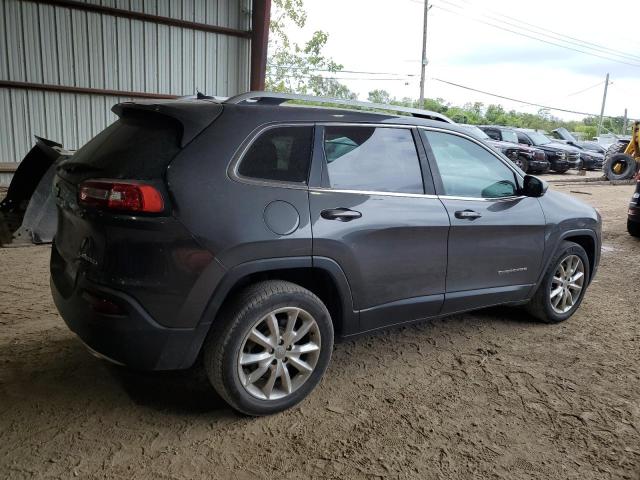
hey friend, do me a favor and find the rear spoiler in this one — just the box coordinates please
[112,99,223,147]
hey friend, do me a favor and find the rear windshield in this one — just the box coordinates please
[66,111,182,179]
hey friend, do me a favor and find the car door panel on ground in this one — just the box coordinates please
[420,129,546,314]
[309,125,450,332]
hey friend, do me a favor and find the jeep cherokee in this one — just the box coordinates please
[51,92,601,415]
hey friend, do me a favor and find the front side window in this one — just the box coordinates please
[238,126,313,183]
[423,131,519,199]
[323,126,423,194]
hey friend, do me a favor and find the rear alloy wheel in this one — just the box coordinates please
[526,241,590,323]
[203,280,333,416]
[238,307,321,401]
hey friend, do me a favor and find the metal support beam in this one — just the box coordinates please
[28,0,252,38]
[250,0,272,91]
[0,80,178,99]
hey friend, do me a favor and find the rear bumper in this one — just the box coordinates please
[51,271,208,371]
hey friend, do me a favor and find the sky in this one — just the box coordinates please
[283,0,640,121]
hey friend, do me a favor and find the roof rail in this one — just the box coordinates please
[224,91,453,123]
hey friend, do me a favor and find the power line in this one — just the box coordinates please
[432,77,618,117]
[406,0,640,64]
[267,72,414,82]
[267,65,416,77]
[566,81,607,97]
[431,4,640,68]
[447,0,640,63]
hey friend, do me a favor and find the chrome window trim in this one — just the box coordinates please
[228,122,316,190]
[310,187,523,203]
[310,187,438,199]
[318,122,414,129]
[438,194,526,202]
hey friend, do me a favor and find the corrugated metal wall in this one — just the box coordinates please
[0,0,251,174]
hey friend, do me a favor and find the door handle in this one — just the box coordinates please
[454,209,482,220]
[321,208,362,221]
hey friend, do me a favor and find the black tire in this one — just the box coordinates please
[526,241,590,323]
[628,219,640,237]
[604,153,637,180]
[602,140,633,180]
[553,168,569,174]
[514,155,529,172]
[203,280,334,416]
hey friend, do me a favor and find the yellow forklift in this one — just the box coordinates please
[603,120,640,180]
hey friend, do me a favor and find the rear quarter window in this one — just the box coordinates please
[237,126,313,184]
[69,111,182,179]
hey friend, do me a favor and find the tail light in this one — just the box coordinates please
[78,180,164,213]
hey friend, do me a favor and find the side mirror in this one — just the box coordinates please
[522,175,548,197]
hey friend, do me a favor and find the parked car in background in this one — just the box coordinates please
[477,125,549,173]
[628,178,640,237]
[514,129,581,173]
[550,128,604,171]
[595,134,631,150]
[551,128,605,154]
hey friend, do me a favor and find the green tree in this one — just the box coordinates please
[368,89,391,104]
[266,0,356,99]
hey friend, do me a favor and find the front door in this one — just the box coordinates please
[421,129,546,314]
[309,125,450,333]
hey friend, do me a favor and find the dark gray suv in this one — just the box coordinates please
[51,92,601,415]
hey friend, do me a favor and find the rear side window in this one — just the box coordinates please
[323,126,423,194]
[238,126,313,183]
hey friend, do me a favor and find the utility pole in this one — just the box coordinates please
[597,73,609,137]
[623,108,628,134]
[418,0,430,107]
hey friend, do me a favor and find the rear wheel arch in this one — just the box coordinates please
[202,257,355,338]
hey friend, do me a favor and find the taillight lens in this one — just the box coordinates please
[78,180,164,213]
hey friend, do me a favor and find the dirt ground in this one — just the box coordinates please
[1,182,639,480]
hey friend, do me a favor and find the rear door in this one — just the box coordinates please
[420,129,546,314]
[309,124,450,333]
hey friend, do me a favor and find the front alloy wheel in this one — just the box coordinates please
[549,255,585,314]
[238,307,321,400]
[526,241,590,323]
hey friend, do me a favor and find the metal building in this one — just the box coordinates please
[0,0,271,185]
